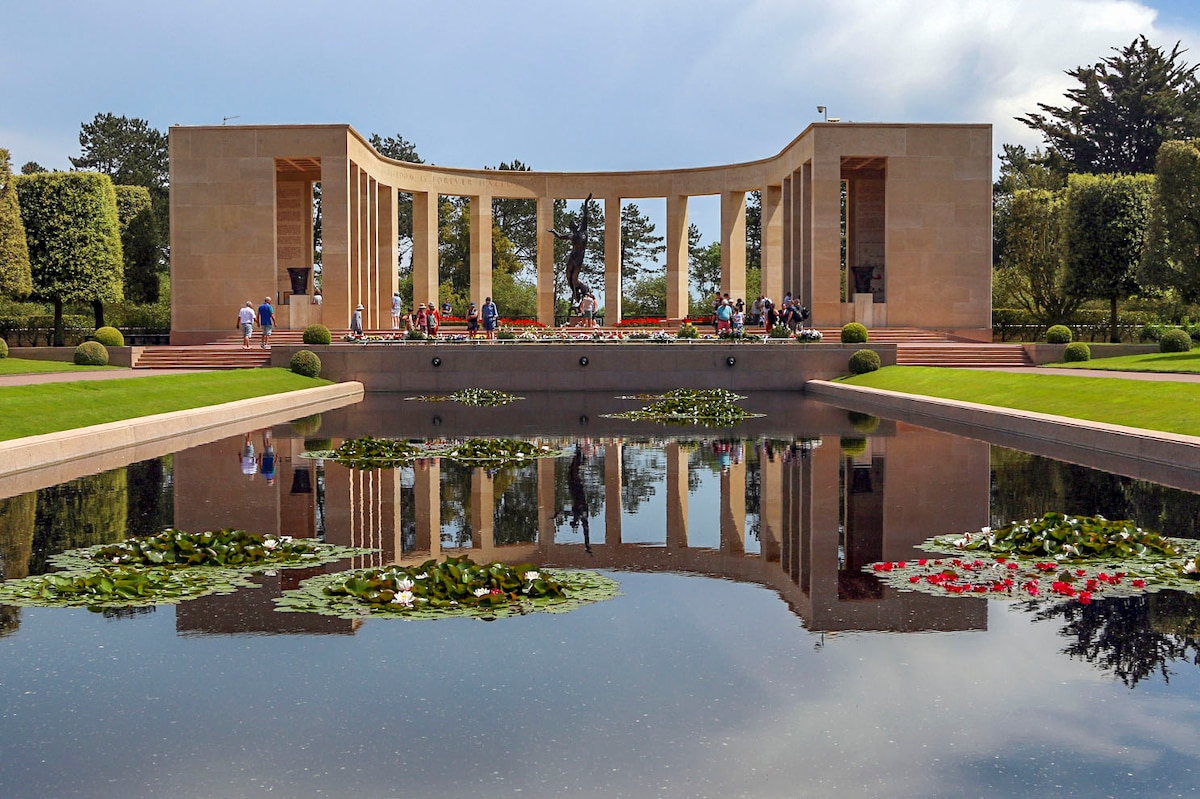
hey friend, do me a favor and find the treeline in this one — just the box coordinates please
[995,36,1200,342]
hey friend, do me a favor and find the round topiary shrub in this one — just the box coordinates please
[290,349,322,377]
[1046,324,1073,344]
[1160,328,1193,353]
[74,341,109,366]
[93,326,124,347]
[0,338,8,359]
[290,414,323,436]
[841,322,869,344]
[1063,342,1091,362]
[840,437,868,456]
[847,411,880,434]
[847,348,881,375]
[302,324,331,345]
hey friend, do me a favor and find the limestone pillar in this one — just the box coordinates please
[376,183,398,329]
[320,157,350,331]
[666,194,689,319]
[761,184,784,303]
[720,190,747,303]
[360,172,375,328]
[412,191,439,314]
[537,197,556,326]
[789,171,805,303]
[470,194,493,306]
[781,176,793,299]
[604,197,622,323]
[800,162,814,314]
[665,442,688,548]
[604,442,622,546]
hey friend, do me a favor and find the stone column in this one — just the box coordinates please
[761,184,784,303]
[800,162,814,314]
[604,442,622,546]
[470,194,493,306]
[665,442,688,548]
[320,157,350,332]
[790,170,805,303]
[604,196,622,323]
[720,190,747,303]
[412,191,439,316]
[537,196,556,326]
[377,184,398,328]
[781,176,793,298]
[666,194,689,320]
[811,157,842,325]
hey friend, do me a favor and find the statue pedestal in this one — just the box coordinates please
[288,294,319,329]
[854,293,875,327]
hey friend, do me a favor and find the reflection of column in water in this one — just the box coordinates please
[413,459,441,559]
[720,458,746,555]
[470,468,494,552]
[537,458,556,545]
[759,445,783,563]
[604,442,622,547]
[666,442,688,549]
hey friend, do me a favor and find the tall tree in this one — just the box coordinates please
[619,202,665,281]
[995,188,1080,326]
[490,160,538,274]
[114,185,160,303]
[745,191,762,273]
[1019,37,1200,176]
[0,149,32,298]
[1063,173,1155,341]
[688,222,721,299]
[1141,139,1200,301]
[70,114,168,265]
[20,162,46,175]
[15,171,123,343]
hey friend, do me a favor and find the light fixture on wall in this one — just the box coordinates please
[816,105,828,121]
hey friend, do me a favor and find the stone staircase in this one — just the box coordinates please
[896,342,1032,367]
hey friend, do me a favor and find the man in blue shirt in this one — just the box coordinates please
[257,297,275,349]
[481,296,499,340]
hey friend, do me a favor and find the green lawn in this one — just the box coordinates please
[0,357,122,375]
[838,366,1200,436]
[0,369,332,441]
[1047,349,1200,373]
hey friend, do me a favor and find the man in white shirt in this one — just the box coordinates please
[237,301,256,349]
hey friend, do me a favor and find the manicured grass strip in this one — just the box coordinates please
[838,366,1200,437]
[1047,350,1200,374]
[0,369,332,441]
[0,357,121,375]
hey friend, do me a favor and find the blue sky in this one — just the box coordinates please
[4,0,1199,248]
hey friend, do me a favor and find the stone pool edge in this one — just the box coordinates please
[805,379,1200,492]
[0,382,364,495]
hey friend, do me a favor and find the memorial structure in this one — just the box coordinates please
[169,122,991,343]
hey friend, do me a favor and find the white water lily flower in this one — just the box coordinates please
[1185,561,1199,575]
[392,591,415,606]
[281,536,293,543]
[525,570,540,581]
[473,588,489,597]
[980,527,991,535]
[262,538,279,551]
[415,572,428,580]
[396,578,414,592]
[112,557,121,564]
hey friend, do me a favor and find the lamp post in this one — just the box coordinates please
[816,105,828,122]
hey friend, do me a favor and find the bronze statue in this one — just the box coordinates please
[550,193,592,309]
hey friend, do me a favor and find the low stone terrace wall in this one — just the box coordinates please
[272,342,893,392]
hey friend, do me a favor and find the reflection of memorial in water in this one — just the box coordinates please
[170,416,991,635]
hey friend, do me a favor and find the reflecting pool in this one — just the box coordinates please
[2,393,1200,798]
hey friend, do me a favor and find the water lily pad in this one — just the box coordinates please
[303,437,565,469]
[0,565,259,609]
[406,388,524,406]
[602,388,762,427]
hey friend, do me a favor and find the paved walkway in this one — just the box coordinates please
[0,368,208,386]
[984,366,1200,383]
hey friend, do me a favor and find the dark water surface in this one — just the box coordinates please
[2,393,1199,798]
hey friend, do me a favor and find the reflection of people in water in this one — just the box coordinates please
[240,433,257,478]
[568,443,592,553]
[259,430,276,486]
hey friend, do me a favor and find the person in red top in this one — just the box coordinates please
[425,301,439,337]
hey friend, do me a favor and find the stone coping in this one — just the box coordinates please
[805,379,1200,493]
[0,382,364,499]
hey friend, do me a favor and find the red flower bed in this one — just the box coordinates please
[501,318,547,328]
[614,318,668,328]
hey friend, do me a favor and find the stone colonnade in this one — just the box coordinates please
[169,123,993,344]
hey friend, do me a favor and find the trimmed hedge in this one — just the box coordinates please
[1046,324,1073,344]
[1063,342,1091,362]
[302,324,331,345]
[848,348,881,375]
[0,338,7,358]
[841,322,869,344]
[1160,329,1193,353]
[290,349,321,377]
[92,325,124,347]
[74,341,108,365]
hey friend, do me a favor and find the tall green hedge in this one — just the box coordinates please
[14,171,123,344]
[114,185,159,303]
[0,149,32,298]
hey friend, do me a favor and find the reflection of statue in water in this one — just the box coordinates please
[567,443,592,553]
[550,193,592,310]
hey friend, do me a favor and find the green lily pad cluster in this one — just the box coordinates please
[929,513,1182,560]
[866,512,1200,605]
[603,388,764,427]
[276,555,621,620]
[50,528,363,571]
[406,388,524,406]
[0,566,258,608]
[305,437,564,469]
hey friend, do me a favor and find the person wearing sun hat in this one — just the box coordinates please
[350,303,364,336]
[256,296,275,349]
